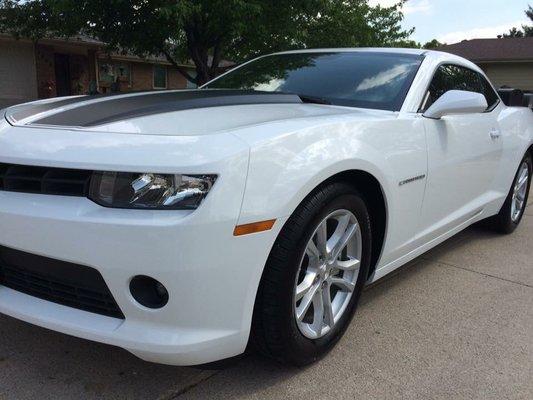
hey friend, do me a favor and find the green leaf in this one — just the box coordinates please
[0,0,415,85]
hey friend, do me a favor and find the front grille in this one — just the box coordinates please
[0,163,92,197]
[0,245,124,319]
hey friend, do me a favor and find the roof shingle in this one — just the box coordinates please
[438,37,533,62]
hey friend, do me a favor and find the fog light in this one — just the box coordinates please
[129,275,169,309]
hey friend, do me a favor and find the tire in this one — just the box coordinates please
[488,153,532,234]
[251,182,372,366]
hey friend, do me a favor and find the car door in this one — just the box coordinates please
[418,64,503,240]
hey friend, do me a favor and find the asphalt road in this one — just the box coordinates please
[1,191,532,400]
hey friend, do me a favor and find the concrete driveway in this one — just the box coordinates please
[1,192,532,400]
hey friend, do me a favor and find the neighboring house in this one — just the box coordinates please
[438,37,533,92]
[0,34,233,108]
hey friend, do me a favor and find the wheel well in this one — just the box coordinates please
[322,170,387,278]
[528,144,533,160]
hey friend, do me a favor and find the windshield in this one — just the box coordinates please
[204,52,423,111]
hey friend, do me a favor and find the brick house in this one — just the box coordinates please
[439,37,533,92]
[0,34,231,108]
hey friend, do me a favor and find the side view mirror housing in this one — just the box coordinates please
[423,90,488,119]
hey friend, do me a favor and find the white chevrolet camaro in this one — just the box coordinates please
[0,49,532,366]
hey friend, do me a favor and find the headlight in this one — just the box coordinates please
[88,172,217,210]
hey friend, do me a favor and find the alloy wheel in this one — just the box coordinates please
[511,161,529,222]
[294,209,362,339]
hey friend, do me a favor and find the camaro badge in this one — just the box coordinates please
[399,174,426,186]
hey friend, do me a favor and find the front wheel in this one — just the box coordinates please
[251,182,372,366]
[488,153,532,234]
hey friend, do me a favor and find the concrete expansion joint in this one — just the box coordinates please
[425,258,533,289]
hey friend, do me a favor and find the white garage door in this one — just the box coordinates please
[0,40,38,108]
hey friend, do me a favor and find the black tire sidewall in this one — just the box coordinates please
[498,154,532,232]
[272,184,372,365]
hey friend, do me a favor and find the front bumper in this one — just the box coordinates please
[0,123,283,365]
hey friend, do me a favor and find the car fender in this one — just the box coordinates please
[233,115,428,272]
[239,135,391,226]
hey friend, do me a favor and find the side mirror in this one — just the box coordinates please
[423,90,488,119]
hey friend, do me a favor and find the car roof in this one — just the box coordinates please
[271,47,476,62]
[273,48,428,56]
[270,48,482,73]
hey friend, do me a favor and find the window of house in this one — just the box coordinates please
[115,63,131,82]
[186,71,198,89]
[421,64,500,112]
[153,65,167,89]
[98,62,131,85]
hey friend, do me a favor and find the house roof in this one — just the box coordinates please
[1,33,235,68]
[438,37,533,62]
[0,33,104,47]
[106,51,235,68]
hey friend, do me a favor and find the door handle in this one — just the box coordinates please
[489,128,501,140]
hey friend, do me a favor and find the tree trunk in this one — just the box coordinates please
[161,25,225,87]
[161,49,197,85]
[162,46,220,87]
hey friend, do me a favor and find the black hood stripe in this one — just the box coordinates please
[13,90,303,127]
[9,96,92,122]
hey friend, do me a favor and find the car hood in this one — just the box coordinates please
[4,89,394,136]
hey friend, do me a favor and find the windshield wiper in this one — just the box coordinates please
[297,94,332,105]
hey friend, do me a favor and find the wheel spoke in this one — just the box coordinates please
[336,257,360,271]
[311,288,324,335]
[512,198,521,220]
[295,273,316,302]
[517,178,528,192]
[330,277,356,292]
[326,214,350,253]
[330,222,357,261]
[322,285,334,328]
[316,221,328,257]
[517,168,528,189]
[306,239,321,260]
[296,283,320,321]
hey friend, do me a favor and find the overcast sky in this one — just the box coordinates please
[369,0,531,44]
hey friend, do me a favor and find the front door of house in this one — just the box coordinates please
[54,54,71,97]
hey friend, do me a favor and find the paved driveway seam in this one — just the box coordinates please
[156,371,218,400]
[424,258,533,289]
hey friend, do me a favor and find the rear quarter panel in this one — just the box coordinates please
[495,106,533,200]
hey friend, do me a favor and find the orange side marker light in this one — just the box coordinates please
[233,219,276,236]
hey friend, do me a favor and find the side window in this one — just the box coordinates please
[422,64,498,112]
[477,74,500,110]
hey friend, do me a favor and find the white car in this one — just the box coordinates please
[0,49,532,366]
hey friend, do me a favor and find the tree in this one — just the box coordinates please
[499,4,533,38]
[423,39,444,49]
[525,5,533,36]
[383,38,444,50]
[501,27,525,38]
[0,0,414,85]
[393,39,421,48]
